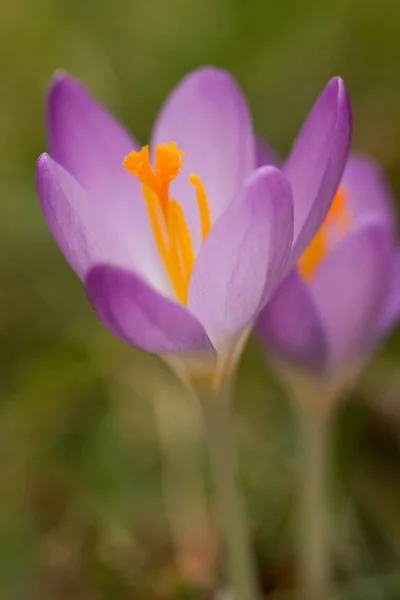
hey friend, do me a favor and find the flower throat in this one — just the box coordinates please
[123,142,211,304]
[298,186,350,280]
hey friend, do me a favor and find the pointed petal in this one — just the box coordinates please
[86,265,213,354]
[36,153,129,279]
[188,166,294,349]
[309,219,392,367]
[257,269,326,370]
[284,78,352,261]
[46,74,170,293]
[151,67,256,251]
[47,73,139,205]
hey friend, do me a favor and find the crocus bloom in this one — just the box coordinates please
[36,67,351,365]
[258,152,400,376]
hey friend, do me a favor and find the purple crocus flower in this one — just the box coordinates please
[258,152,400,376]
[36,67,351,365]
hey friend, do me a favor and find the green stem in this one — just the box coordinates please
[151,390,212,583]
[298,407,331,600]
[199,383,259,600]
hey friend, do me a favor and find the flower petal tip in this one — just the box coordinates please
[327,75,342,90]
[321,76,351,116]
[250,165,293,199]
[330,76,352,131]
[36,152,49,170]
[326,76,345,97]
[35,152,53,192]
[177,65,241,97]
[49,69,69,84]
[46,72,94,125]
[189,65,231,77]
[47,71,79,102]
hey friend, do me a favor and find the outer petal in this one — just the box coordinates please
[309,218,392,368]
[284,78,352,261]
[85,265,213,354]
[342,153,396,232]
[47,73,139,205]
[257,269,326,370]
[46,74,169,292]
[188,166,294,349]
[376,247,400,336]
[36,153,130,279]
[151,67,256,251]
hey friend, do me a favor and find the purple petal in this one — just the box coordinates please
[284,78,352,261]
[376,247,400,336]
[47,73,139,205]
[188,166,294,349]
[36,153,129,279]
[85,265,213,354]
[342,153,396,232]
[46,74,171,293]
[309,219,392,367]
[151,67,256,252]
[257,269,326,370]
[256,139,280,167]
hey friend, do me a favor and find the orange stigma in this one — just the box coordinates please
[298,186,350,280]
[123,143,211,304]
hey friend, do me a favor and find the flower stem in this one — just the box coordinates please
[199,384,259,600]
[298,406,331,600]
[151,389,213,587]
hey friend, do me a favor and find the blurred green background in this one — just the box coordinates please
[2,0,400,597]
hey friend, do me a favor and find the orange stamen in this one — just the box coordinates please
[123,147,159,194]
[155,142,184,183]
[298,229,325,280]
[170,200,195,278]
[189,174,211,240]
[155,142,185,216]
[141,186,169,267]
[123,142,211,305]
[298,186,351,280]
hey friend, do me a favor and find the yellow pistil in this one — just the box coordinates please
[124,142,211,304]
[298,186,351,280]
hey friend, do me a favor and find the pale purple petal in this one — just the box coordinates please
[47,73,139,205]
[188,167,294,349]
[36,153,130,279]
[151,67,256,252]
[257,269,326,370]
[86,265,213,354]
[376,247,400,336]
[309,219,392,367]
[342,153,396,233]
[284,78,352,261]
[46,73,170,293]
[256,139,280,167]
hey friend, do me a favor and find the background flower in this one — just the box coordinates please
[258,153,400,376]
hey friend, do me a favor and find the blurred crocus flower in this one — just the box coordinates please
[258,154,400,600]
[36,67,351,370]
[258,152,400,380]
